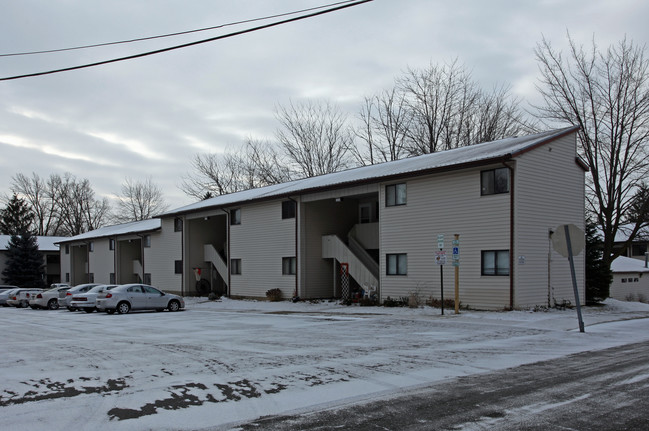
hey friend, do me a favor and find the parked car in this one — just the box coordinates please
[29,286,72,310]
[96,284,184,314]
[70,284,118,313]
[0,287,20,306]
[50,283,70,289]
[63,284,100,311]
[7,288,44,308]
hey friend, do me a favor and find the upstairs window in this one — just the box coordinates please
[231,208,241,225]
[481,168,509,195]
[174,218,183,232]
[143,235,151,248]
[282,200,296,219]
[109,239,115,250]
[386,183,406,207]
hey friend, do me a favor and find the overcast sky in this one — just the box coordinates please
[1,0,647,211]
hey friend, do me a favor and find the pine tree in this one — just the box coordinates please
[1,232,46,289]
[585,221,612,303]
[0,193,34,235]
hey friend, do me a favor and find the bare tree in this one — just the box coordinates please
[114,177,169,223]
[355,89,412,164]
[275,99,354,177]
[535,34,649,268]
[11,173,62,235]
[55,173,110,236]
[398,60,533,155]
[245,138,293,186]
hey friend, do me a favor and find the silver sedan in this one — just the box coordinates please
[96,284,184,315]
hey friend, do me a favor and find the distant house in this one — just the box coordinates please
[609,256,649,302]
[612,224,649,261]
[58,126,586,310]
[1,235,67,285]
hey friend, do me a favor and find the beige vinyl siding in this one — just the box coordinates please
[514,134,585,308]
[60,248,70,283]
[230,200,296,299]
[88,238,114,284]
[610,273,649,301]
[380,167,511,310]
[300,198,359,298]
[146,218,182,294]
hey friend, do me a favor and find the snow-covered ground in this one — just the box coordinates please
[1,298,648,431]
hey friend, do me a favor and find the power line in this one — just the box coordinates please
[0,0,373,81]
[0,0,358,58]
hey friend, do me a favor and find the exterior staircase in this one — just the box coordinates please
[204,244,229,286]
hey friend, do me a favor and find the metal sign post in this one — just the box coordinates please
[453,234,460,314]
[436,234,445,315]
[551,224,585,333]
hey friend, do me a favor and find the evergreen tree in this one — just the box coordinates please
[1,232,46,289]
[585,220,612,303]
[0,193,34,235]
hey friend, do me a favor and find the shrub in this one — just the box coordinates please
[208,292,220,301]
[383,296,408,307]
[426,297,457,309]
[266,288,282,302]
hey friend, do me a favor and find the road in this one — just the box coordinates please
[235,340,649,430]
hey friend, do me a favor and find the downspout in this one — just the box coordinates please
[504,161,515,310]
[136,234,145,283]
[85,241,91,283]
[113,237,117,284]
[180,218,184,297]
[221,209,231,297]
[288,197,299,299]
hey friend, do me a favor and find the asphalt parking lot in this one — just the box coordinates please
[1,298,648,431]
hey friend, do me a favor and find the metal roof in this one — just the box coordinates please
[57,218,161,244]
[161,126,578,217]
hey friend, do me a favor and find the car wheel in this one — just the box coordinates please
[168,300,181,312]
[106,309,115,315]
[67,306,76,312]
[116,302,131,314]
[47,299,59,310]
[84,307,95,313]
[21,301,30,308]
[30,305,39,310]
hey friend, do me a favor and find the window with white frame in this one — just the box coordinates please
[174,218,183,232]
[282,200,296,219]
[230,258,242,275]
[231,208,241,225]
[386,253,407,275]
[386,183,406,207]
[282,257,296,275]
[481,168,509,195]
[481,250,510,275]
[143,235,151,248]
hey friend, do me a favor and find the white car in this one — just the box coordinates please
[29,286,72,310]
[0,287,20,307]
[7,288,44,308]
[63,284,100,311]
[96,284,184,314]
[70,284,118,313]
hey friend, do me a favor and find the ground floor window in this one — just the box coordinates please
[231,258,242,275]
[282,257,296,275]
[481,250,510,275]
[386,253,407,275]
[65,272,69,282]
[174,260,183,274]
[144,273,151,285]
[88,273,94,283]
[110,273,115,284]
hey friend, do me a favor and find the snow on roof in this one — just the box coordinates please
[609,224,649,243]
[57,218,162,244]
[0,235,67,251]
[161,127,578,217]
[611,256,649,273]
